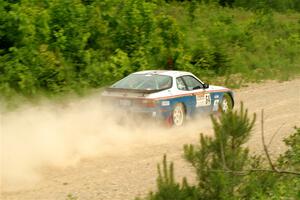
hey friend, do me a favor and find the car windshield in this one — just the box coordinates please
[111,74,172,90]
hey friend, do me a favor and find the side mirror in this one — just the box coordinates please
[203,83,209,89]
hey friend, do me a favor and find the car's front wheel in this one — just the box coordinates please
[220,93,233,113]
[172,103,185,126]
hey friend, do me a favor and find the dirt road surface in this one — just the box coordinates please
[1,79,300,200]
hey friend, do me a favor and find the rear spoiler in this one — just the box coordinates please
[105,87,166,94]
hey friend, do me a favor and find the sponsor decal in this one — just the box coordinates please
[161,100,170,106]
[196,93,211,107]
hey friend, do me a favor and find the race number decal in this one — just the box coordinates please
[196,93,211,107]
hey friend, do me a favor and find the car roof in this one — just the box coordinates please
[132,70,193,77]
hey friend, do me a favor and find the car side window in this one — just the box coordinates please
[176,77,188,90]
[182,75,203,90]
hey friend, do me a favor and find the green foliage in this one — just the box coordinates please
[167,0,300,12]
[184,103,256,199]
[1,0,300,104]
[0,0,185,100]
[137,155,199,200]
[176,3,300,82]
[66,194,78,200]
[267,127,300,199]
[279,127,300,169]
[138,105,300,200]
[233,0,300,12]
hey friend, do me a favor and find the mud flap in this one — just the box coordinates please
[165,114,173,127]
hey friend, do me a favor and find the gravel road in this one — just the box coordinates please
[1,79,300,200]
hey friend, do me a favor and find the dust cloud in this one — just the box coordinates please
[0,93,212,192]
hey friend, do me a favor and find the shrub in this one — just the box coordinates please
[138,105,300,200]
[1,0,300,103]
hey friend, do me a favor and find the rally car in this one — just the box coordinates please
[101,70,234,126]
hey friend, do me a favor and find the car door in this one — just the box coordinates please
[180,75,212,114]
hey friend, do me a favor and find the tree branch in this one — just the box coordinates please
[206,168,300,176]
[220,136,229,170]
[261,109,277,171]
[267,121,286,147]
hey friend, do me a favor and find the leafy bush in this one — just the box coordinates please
[135,155,200,200]
[279,127,300,169]
[1,0,300,103]
[233,0,300,12]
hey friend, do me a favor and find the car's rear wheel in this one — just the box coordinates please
[220,93,233,113]
[172,103,185,126]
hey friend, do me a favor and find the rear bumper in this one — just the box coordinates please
[101,96,173,121]
[122,107,171,121]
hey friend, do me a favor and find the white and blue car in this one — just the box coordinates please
[102,70,234,126]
